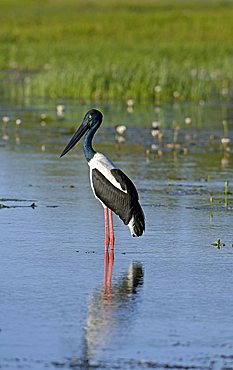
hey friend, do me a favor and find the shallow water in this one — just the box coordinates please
[0,100,233,369]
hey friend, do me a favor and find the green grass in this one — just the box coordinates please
[0,0,232,103]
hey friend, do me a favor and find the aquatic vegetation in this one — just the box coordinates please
[224,180,229,207]
[0,198,37,209]
[0,0,232,102]
[221,137,231,154]
[211,239,225,249]
[222,119,229,137]
[208,180,232,210]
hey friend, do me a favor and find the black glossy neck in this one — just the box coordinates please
[83,125,97,161]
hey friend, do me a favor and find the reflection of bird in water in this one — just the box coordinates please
[80,256,144,366]
[60,109,145,255]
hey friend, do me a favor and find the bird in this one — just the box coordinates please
[60,109,145,253]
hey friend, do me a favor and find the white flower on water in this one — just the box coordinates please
[40,113,47,126]
[127,99,134,107]
[173,91,180,98]
[115,125,127,135]
[184,117,192,125]
[2,116,10,123]
[2,134,9,141]
[56,104,65,116]
[221,138,230,145]
[154,85,161,93]
[151,121,160,129]
[151,121,163,141]
[151,129,159,138]
[15,119,22,126]
[151,144,159,151]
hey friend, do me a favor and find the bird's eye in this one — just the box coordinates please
[88,114,92,119]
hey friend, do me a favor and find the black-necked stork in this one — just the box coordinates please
[60,109,145,252]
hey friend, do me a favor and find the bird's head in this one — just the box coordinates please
[60,109,103,157]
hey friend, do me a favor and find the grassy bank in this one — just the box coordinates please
[0,0,232,103]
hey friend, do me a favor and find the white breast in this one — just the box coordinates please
[88,152,127,193]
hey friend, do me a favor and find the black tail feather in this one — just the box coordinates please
[131,202,145,237]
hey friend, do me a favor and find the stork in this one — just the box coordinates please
[60,109,145,253]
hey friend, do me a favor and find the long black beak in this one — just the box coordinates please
[60,119,89,157]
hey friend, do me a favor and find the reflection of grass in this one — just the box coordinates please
[0,0,232,102]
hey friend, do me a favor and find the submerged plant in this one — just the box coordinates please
[224,180,229,207]
[222,120,229,137]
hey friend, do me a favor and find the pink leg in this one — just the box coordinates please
[107,249,114,287]
[109,209,115,252]
[104,208,109,252]
[103,251,109,291]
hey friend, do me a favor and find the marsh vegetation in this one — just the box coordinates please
[0,0,232,102]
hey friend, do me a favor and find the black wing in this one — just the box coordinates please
[92,168,140,225]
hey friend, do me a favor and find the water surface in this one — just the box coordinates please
[1,100,233,369]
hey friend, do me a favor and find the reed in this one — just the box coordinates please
[0,0,232,102]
